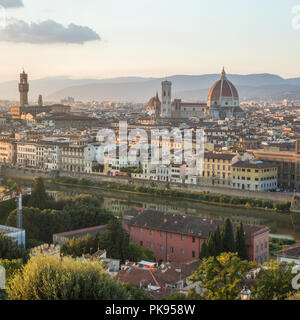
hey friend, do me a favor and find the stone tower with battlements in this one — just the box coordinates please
[19,70,29,107]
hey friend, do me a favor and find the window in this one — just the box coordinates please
[160,245,163,251]
[192,237,196,243]
[140,228,143,233]
[149,243,153,249]
[181,235,184,241]
[170,247,174,253]
[170,233,174,239]
[149,229,152,235]
[140,241,143,246]
[160,231,163,237]
[192,251,196,258]
[181,249,184,256]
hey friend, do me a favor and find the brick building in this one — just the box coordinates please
[123,208,270,264]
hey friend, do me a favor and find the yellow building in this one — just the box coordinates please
[232,161,278,191]
[0,140,16,164]
[200,152,235,186]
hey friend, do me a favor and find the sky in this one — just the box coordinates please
[0,0,300,81]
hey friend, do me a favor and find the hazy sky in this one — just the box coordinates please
[0,0,300,81]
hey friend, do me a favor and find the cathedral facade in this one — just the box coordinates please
[147,68,244,120]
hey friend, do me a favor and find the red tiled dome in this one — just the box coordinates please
[208,69,239,102]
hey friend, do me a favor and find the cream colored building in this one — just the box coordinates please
[200,152,235,186]
[232,161,278,191]
[16,142,38,167]
[61,142,86,173]
[0,141,15,164]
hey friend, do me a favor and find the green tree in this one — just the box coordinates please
[190,252,255,300]
[206,233,217,257]
[7,254,130,300]
[0,234,27,260]
[61,234,95,257]
[2,179,18,197]
[252,260,296,300]
[199,241,208,259]
[28,177,48,210]
[235,223,248,260]
[213,225,222,256]
[0,259,23,282]
[127,243,155,262]
[98,219,129,261]
[221,218,235,253]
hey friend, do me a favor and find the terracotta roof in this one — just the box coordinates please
[124,209,269,241]
[116,260,201,288]
[277,244,300,259]
[205,152,235,160]
[54,225,106,239]
[232,160,278,169]
[208,76,239,101]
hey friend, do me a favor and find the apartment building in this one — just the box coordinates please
[61,143,86,173]
[232,161,278,191]
[200,152,235,186]
[249,140,300,191]
[0,140,16,164]
[124,208,270,264]
[40,142,64,170]
[16,142,38,167]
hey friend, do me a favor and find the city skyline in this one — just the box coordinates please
[0,0,300,81]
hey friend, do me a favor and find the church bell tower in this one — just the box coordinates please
[161,80,172,118]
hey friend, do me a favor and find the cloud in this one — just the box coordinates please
[0,19,101,44]
[0,0,24,8]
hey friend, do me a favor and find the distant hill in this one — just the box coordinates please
[1,73,300,102]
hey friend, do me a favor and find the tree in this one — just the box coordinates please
[221,218,235,253]
[7,254,130,300]
[252,260,296,300]
[7,195,113,244]
[28,177,48,210]
[0,234,28,260]
[235,223,248,260]
[206,233,217,257]
[0,259,23,282]
[163,292,188,300]
[199,241,209,259]
[61,234,95,257]
[127,243,155,262]
[213,225,222,256]
[2,179,17,197]
[98,219,129,261]
[190,252,255,300]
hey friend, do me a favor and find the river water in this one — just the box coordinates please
[40,182,300,241]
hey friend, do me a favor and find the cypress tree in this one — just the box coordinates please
[213,225,222,256]
[235,223,248,260]
[28,177,48,210]
[207,233,217,257]
[221,218,235,253]
[199,241,209,259]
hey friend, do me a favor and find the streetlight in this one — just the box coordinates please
[240,286,251,300]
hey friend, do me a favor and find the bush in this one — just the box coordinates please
[7,255,130,300]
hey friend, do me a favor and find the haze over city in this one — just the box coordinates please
[0,0,300,81]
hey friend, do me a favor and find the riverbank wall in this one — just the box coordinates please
[1,167,292,203]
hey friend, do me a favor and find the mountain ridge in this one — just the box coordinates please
[1,73,300,102]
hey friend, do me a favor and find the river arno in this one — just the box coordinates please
[44,182,300,241]
[13,178,300,241]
